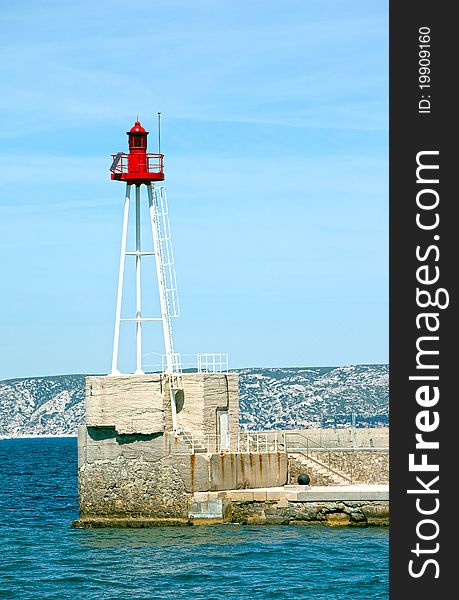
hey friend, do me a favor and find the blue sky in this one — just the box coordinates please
[0,0,388,379]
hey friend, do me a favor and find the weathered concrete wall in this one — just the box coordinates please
[163,376,204,433]
[78,426,190,519]
[287,450,389,486]
[78,372,246,523]
[163,373,239,438]
[86,375,164,435]
[205,373,239,439]
[208,452,287,491]
[86,373,238,440]
[77,424,287,522]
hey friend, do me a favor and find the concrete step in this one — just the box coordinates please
[191,485,389,504]
[293,453,351,486]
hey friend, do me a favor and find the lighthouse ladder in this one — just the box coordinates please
[147,184,182,391]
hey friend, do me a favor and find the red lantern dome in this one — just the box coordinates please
[129,121,147,134]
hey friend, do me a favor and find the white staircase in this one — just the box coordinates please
[177,430,208,454]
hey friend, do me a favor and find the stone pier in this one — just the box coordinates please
[193,484,389,526]
[73,372,288,527]
[73,372,389,528]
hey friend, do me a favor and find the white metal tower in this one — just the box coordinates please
[109,120,181,429]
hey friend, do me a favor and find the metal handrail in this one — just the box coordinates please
[176,428,383,485]
[110,152,164,174]
[291,450,353,484]
[287,446,389,452]
[285,431,355,483]
[142,353,229,374]
[177,430,286,455]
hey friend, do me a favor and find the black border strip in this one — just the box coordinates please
[390,2,455,596]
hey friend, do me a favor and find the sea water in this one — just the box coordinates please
[0,438,388,599]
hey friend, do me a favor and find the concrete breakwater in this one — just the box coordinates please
[73,373,389,527]
[190,485,389,526]
[73,485,389,528]
[75,427,288,522]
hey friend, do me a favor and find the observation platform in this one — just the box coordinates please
[110,152,165,183]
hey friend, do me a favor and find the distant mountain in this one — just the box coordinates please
[0,374,85,438]
[238,365,388,430]
[0,365,388,438]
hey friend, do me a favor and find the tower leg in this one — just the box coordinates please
[134,184,144,375]
[111,184,131,375]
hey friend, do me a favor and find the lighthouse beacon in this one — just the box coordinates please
[111,120,164,184]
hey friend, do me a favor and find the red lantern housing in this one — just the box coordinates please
[110,120,165,183]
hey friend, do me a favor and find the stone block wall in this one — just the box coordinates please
[229,499,389,526]
[287,450,389,486]
[288,455,339,487]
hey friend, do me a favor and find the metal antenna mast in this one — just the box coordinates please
[157,112,161,155]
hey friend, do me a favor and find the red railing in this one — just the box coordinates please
[110,152,164,175]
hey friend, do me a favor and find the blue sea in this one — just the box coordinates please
[0,438,388,599]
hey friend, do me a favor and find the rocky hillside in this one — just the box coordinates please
[238,365,388,430]
[0,365,388,437]
[0,374,85,437]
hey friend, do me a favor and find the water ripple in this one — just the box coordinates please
[0,438,388,599]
